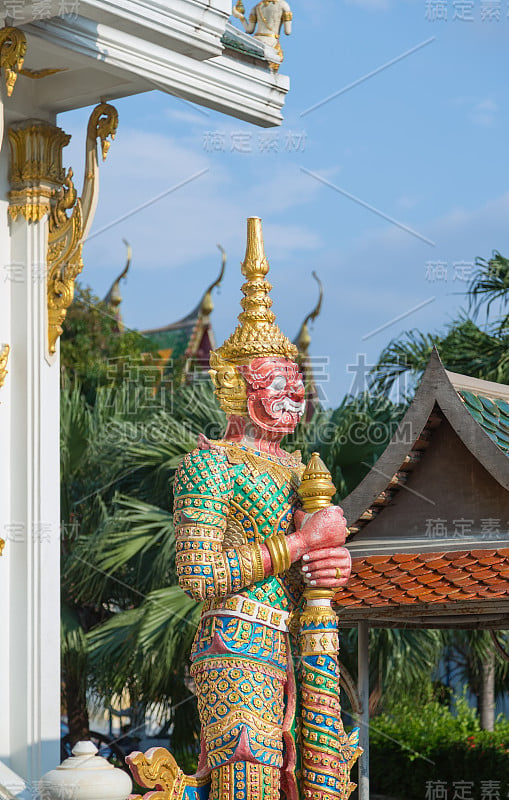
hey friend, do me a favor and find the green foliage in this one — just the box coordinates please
[372,316,509,397]
[444,631,509,703]
[61,378,225,745]
[470,250,509,330]
[285,392,406,499]
[370,691,509,799]
[335,628,443,719]
[60,282,158,402]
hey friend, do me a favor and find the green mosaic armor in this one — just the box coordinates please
[173,442,304,615]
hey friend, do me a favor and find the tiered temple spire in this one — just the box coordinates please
[294,271,323,421]
[103,239,132,333]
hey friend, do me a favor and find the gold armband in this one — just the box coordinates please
[265,532,291,575]
[252,543,266,583]
[237,542,266,586]
[282,11,293,21]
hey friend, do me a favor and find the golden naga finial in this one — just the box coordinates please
[103,239,131,331]
[216,217,298,364]
[298,452,336,513]
[200,244,226,318]
[296,271,323,356]
[0,27,27,97]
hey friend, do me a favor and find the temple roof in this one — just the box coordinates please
[103,240,131,332]
[293,272,323,420]
[142,246,226,368]
[335,349,509,627]
[342,349,509,547]
[142,303,204,360]
[449,373,509,456]
[337,548,509,629]
[13,4,289,126]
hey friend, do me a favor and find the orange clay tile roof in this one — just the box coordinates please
[335,549,509,609]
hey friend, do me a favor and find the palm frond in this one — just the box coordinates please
[469,251,509,325]
[87,586,201,707]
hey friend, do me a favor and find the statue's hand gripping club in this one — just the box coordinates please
[295,453,352,594]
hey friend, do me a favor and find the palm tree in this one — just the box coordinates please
[371,251,509,397]
[61,379,225,750]
[286,392,407,499]
[469,250,509,329]
[338,627,443,717]
[442,630,509,731]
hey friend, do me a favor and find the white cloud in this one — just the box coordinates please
[470,98,498,127]
[396,193,422,210]
[69,122,324,332]
[452,95,498,127]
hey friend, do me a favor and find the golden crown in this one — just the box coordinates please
[215,217,298,364]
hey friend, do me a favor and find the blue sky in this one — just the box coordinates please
[60,0,509,405]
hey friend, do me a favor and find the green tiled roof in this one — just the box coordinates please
[221,28,266,59]
[459,390,509,456]
[147,325,192,361]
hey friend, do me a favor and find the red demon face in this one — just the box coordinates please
[239,357,305,435]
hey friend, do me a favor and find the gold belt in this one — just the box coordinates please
[202,595,290,632]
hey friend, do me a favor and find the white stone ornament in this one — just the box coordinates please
[39,741,132,800]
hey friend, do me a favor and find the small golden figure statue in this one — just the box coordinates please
[232,0,293,70]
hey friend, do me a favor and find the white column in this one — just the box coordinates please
[0,91,14,779]
[0,110,61,785]
[358,620,370,800]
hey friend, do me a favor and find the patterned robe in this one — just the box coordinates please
[173,440,305,800]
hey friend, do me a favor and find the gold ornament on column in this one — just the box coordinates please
[0,344,10,390]
[0,26,27,96]
[47,102,118,354]
[8,122,71,222]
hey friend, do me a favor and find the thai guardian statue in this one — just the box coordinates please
[232,1,292,68]
[127,218,360,800]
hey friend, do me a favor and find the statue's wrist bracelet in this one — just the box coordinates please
[266,532,291,575]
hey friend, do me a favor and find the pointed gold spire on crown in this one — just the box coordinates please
[217,217,298,364]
